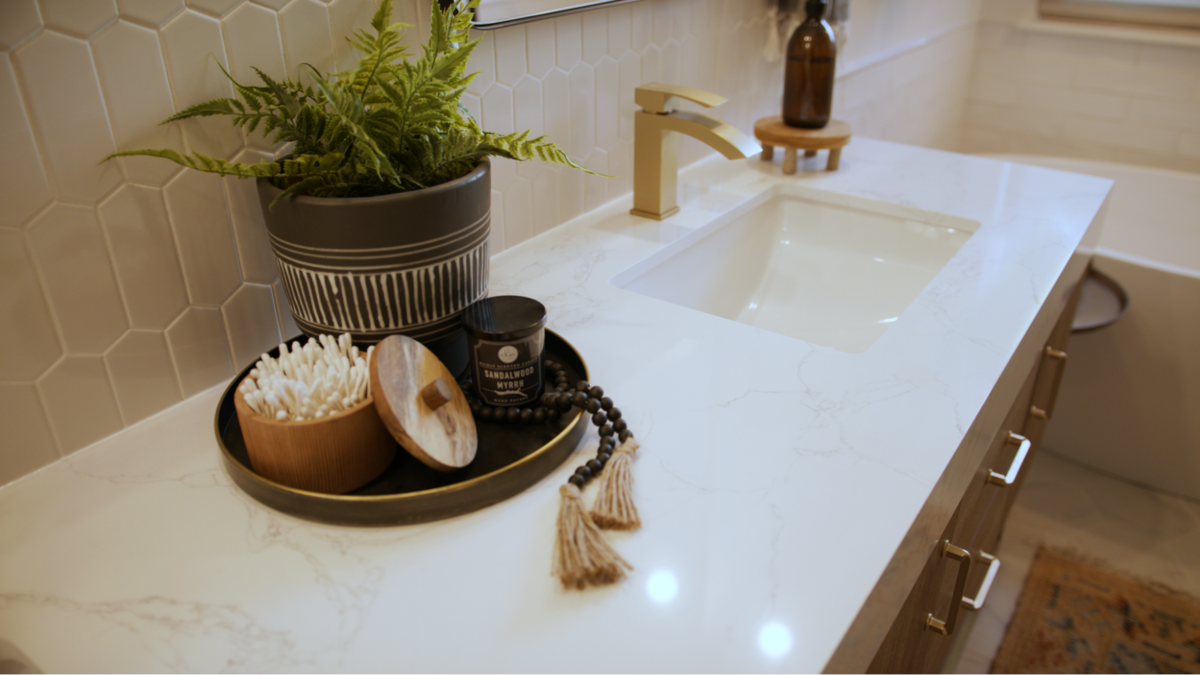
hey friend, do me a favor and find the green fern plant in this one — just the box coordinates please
[106,0,595,207]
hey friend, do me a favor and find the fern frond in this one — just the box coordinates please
[103,148,342,178]
[253,67,301,117]
[478,132,606,175]
[164,98,239,122]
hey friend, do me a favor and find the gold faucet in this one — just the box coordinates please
[630,83,761,220]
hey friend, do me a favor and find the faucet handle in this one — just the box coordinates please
[634,83,727,114]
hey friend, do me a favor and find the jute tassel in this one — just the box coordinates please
[589,439,641,530]
[553,483,632,589]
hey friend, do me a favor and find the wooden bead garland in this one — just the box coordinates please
[460,359,640,589]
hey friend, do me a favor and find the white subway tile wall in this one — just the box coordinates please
[962,20,1200,173]
[0,0,980,485]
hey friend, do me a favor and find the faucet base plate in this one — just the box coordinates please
[630,206,680,221]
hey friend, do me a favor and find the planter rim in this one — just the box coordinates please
[256,158,490,209]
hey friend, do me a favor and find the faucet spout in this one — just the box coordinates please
[630,85,760,220]
[656,110,762,160]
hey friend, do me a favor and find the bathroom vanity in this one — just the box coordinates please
[0,139,1111,673]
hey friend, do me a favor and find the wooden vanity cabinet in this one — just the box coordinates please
[866,513,964,674]
[996,284,1079,528]
[867,276,1084,674]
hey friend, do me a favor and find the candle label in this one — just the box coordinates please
[470,331,544,407]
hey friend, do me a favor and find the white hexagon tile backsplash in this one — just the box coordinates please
[0,0,791,483]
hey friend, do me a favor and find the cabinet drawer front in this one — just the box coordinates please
[868,516,966,674]
[958,363,1039,536]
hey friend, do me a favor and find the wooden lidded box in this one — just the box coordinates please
[233,387,395,494]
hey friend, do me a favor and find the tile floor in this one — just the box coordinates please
[947,449,1200,674]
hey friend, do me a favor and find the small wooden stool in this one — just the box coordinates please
[754,117,852,174]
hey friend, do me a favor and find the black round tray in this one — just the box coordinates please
[213,329,588,526]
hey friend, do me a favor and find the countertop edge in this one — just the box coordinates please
[822,245,1097,673]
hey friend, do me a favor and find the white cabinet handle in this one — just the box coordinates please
[925,541,972,636]
[961,552,1000,611]
[987,432,1031,487]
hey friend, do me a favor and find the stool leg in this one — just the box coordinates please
[826,148,842,171]
[804,150,817,158]
[783,148,797,175]
[762,144,774,161]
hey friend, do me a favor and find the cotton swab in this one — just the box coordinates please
[240,332,375,422]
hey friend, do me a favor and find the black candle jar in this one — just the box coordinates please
[461,296,547,407]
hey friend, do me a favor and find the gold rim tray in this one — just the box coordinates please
[213,329,588,526]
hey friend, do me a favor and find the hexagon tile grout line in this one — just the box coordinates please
[101,335,137,427]
[163,307,196,401]
[18,228,70,361]
[18,200,55,232]
[7,42,57,210]
[94,195,141,331]
[30,358,67,457]
[184,1,240,21]
[12,28,123,205]
[102,329,186,427]
[113,3,188,32]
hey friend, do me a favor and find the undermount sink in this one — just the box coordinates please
[610,185,980,353]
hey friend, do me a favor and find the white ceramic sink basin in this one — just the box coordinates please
[611,185,980,353]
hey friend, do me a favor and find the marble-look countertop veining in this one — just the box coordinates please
[0,139,1111,673]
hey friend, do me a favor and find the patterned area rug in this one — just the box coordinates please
[992,547,1200,673]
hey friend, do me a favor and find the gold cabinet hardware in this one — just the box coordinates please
[925,541,972,636]
[1040,346,1068,419]
[961,552,1000,611]
[987,432,1031,487]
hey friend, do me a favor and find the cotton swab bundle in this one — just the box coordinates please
[238,333,374,422]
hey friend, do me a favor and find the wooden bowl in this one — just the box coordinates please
[233,384,396,495]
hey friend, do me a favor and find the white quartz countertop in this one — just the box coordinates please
[0,139,1111,673]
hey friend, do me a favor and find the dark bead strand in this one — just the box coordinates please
[569,380,634,487]
[460,370,633,489]
[462,378,564,426]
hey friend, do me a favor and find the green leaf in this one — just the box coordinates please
[371,0,393,34]
[254,67,301,117]
[164,98,238,122]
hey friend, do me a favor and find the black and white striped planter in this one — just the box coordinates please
[256,160,490,376]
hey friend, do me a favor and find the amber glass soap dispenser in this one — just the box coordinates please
[782,0,836,129]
